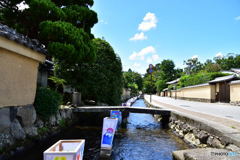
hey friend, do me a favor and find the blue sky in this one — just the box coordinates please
[92,0,240,74]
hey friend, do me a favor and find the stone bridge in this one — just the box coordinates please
[73,106,170,115]
[73,106,171,126]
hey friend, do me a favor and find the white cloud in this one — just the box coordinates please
[123,64,146,74]
[138,12,158,31]
[191,55,199,60]
[17,1,29,11]
[146,57,153,64]
[129,32,147,41]
[146,54,160,64]
[129,46,156,60]
[129,52,138,60]
[235,16,240,21]
[133,62,141,68]
[152,54,160,60]
[215,52,223,58]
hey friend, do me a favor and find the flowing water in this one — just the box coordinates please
[13,99,188,160]
[111,99,188,160]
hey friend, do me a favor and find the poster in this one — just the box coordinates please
[110,110,122,126]
[101,117,118,149]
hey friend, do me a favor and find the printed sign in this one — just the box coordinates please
[110,110,122,127]
[44,140,85,160]
[101,117,118,149]
[148,64,154,74]
[45,155,73,160]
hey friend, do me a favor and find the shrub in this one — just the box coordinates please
[59,119,68,128]
[37,127,49,135]
[156,80,167,92]
[34,87,62,120]
[178,72,229,88]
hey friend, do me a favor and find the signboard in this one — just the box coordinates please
[100,117,118,149]
[148,64,154,74]
[44,140,85,160]
[110,110,122,127]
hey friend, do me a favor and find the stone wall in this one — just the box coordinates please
[168,114,240,152]
[0,105,75,156]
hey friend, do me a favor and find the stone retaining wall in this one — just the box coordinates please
[144,100,240,153]
[169,115,237,150]
[0,105,75,157]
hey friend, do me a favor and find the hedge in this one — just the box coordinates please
[177,72,229,88]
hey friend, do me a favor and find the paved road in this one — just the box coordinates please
[145,95,240,122]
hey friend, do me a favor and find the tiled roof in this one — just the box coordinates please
[230,80,240,85]
[166,78,180,85]
[209,75,237,83]
[0,23,47,55]
[178,83,209,90]
[231,68,240,74]
[162,88,168,91]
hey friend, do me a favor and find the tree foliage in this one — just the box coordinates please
[75,38,123,105]
[123,69,143,96]
[40,21,96,62]
[214,54,240,70]
[0,0,97,38]
[155,80,167,93]
[184,57,203,74]
[143,72,157,94]
[177,72,229,88]
[143,60,182,93]
[203,60,221,72]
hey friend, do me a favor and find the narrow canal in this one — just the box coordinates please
[13,99,188,160]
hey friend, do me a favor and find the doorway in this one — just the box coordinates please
[218,82,230,103]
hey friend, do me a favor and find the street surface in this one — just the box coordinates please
[145,95,240,122]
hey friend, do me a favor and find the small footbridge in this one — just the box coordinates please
[73,106,170,116]
[73,106,171,125]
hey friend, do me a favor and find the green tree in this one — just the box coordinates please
[155,80,167,93]
[76,38,123,105]
[153,60,182,92]
[39,21,96,89]
[157,60,177,82]
[143,72,157,94]
[0,0,97,38]
[184,57,203,74]
[203,59,221,72]
[123,69,143,95]
[215,53,240,70]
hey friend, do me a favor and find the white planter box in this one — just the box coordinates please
[44,140,85,160]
